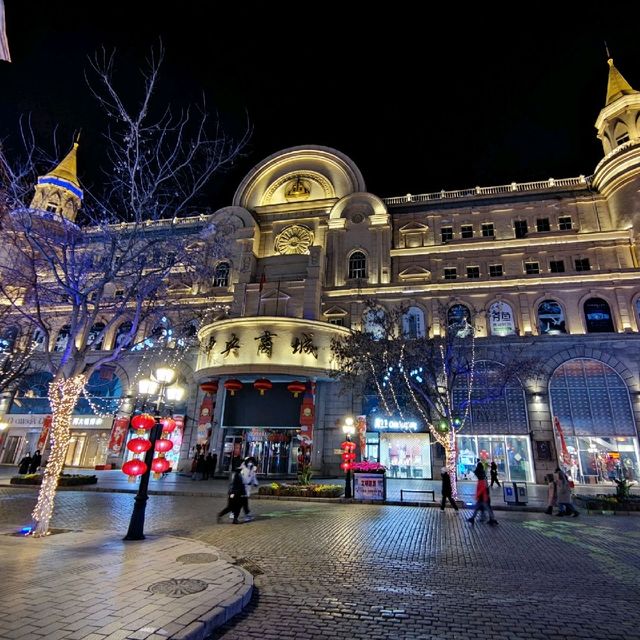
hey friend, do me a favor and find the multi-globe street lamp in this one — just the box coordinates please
[123,366,184,541]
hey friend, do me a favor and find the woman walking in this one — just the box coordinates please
[217,468,245,524]
[468,461,498,526]
[440,466,459,511]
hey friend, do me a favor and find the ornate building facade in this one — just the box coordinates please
[2,59,640,486]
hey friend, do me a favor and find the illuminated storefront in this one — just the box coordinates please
[550,358,640,484]
[456,434,534,482]
[364,416,433,480]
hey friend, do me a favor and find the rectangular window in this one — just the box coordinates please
[489,264,503,277]
[536,218,550,232]
[481,223,494,237]
[549,260,565,273]
[441,227,453,242]
[466,266,480,279]
[328,318,345,327]
[444,267,457,280]
[514,220,528,238]
[575,258,591,271]
[617,133,630,145]
[525,261,540,275]
[461,225,474,239]
[558,216,572,230]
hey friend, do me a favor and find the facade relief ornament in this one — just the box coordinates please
[274,225,315,255]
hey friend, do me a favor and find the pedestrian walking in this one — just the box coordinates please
[217,468,245,524]
[231,456,259,521]
[440,466,459,511]
[467,460,498,526]
[18,452,32,475]
[545,473,557,515]
[203,452,213,480]
[29,449,42,474]
[490,460,501,488]
[555,468,579,517]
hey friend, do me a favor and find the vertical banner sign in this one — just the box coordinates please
[356,415,366,460]
[166,414,185,471]
[197,394,213,446]
[553,416,571,468]
[299,381,315,445]
[108,416,129,455]
[36,415,52,451]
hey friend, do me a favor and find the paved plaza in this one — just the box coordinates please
[1,486,639,640]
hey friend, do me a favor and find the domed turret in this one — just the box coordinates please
[30,142,83,222]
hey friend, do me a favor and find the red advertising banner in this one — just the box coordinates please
[356,415,366,460]
[165,414,185,471]
[299,381,315,445]
[108,416,129,455]
[197,394,213,446]
[36,415,52,451]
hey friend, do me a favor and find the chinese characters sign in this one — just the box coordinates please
[353,473,386,501]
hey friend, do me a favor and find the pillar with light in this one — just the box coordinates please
[341,417,356,499]
[123,366,185,541]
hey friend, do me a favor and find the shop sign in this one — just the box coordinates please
[372,417,418,432]
[2,414,49,429]
[353,473,386,501]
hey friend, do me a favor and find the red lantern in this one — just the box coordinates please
[122,459,147,482]
[287,381,306,398]
[340,462,351,471]
[131,413,155,431]
[151,457,171,475]
[224,379,243,396]
[160,417,177,433]
[154,438,174,453]
[254,378,272,395]
[127,437,152,454]
[200,380,219,395]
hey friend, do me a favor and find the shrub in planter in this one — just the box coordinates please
[11,473,98,486]
[258,482,342,498]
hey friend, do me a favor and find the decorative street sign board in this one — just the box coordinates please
[353,472,386,501]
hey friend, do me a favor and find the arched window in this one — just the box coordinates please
[613,121,630,146]
[76,368,123,415]
[87,322,105,350]
[114,321,133,349]
[550,358,639,483]
[11,371,54,414]
[488,301,516,336]
[447,304,472,337]
[348,251,367,280]
[33,328,46,352]
[130,317,172,351]
[584,298,614,333]
[402,306,426,339]
[213,262,230,287]
[54,326,71,352]
[538,300,566,335]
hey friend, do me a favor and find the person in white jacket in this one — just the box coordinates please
[230,456,259,521]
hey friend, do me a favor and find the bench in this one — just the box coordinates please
[400,489,436,502]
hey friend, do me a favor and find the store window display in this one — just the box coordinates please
[379,433,431,479]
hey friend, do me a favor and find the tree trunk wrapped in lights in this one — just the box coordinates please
[32,375,86,536]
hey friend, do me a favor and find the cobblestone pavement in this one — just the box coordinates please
[1,488,640,640]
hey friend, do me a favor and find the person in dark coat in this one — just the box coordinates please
[203,453,213,480]
[29,450,42,474]
[489,460,501,488]
[440,466,459,511]
[18,453,32,475]
[210,452,218,478]
[217,468,245,524]
[196,453,206,480]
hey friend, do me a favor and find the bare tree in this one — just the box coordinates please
[0,45,247,536]
[331,301,540,498]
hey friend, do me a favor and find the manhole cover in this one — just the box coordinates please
[176,552,219,564]
[148,578,208,597]
[234,557,264,576]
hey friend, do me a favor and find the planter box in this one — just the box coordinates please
[10,474,98,487]
[258,483,342,498]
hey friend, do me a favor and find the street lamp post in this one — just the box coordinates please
[342,417,356,500]
[124,367,184,541]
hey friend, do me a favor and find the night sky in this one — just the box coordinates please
[1,3,639,210]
